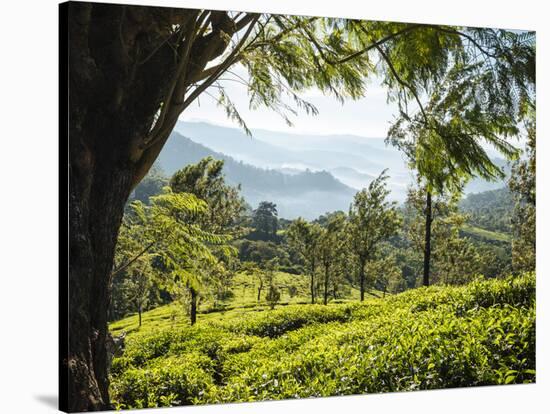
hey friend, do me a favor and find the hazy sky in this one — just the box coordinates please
[179,63,526,158]
[180,64,399,138]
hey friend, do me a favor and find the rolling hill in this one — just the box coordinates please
[157,131,356,219]
[175,121,511,200]
[150,121,514,219]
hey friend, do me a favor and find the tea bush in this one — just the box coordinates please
[110,272,535,409]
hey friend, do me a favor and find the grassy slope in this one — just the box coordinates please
[109,273,535,409]
[110,271,382,335]
[461,224,511,243]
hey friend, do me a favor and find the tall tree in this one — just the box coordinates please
[348,171,401,301]
[384,29,535,286]
[169,157,242,314]
[318,212,347,305]
[170,157,245,233]
[404,184,445,284]
[65,1,535,407]
[287,218,323,304]
[509,118,536,272]
[126,189,232,326]
[252,201,279,241]
[404,184,482,285]
[404,179,465,286]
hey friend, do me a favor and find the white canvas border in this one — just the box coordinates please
[0,0,546,412]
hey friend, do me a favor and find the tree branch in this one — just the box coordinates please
[235,13,259,31]
[112,240,156,278]
[251,16,318,50]
[141,10,208,149]
[181,15,261,113]
[374,42,429,126]
[141,15,199,144]
[141,15,260,153]
[303,24,421,66]
[427,26,499,59]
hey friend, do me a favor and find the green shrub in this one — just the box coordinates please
[110,272,536,409]
[111,354,215,409]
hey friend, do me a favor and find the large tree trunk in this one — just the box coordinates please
[68,153,135,411]
[65,4,180,410]
[63,2,259,410]
[423,191,433,287]
[67,79,161,411]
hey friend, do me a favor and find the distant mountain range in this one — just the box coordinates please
[174,121,412,200]
[152,121,512,219]
[158,131,355,219]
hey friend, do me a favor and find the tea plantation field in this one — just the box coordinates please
[109,273,535,410]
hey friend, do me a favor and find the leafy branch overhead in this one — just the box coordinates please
[92,6,534,187]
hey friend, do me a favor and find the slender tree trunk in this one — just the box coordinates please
[323,263,330,305]
[138,305,142,327]
[423,191,433,287]
[190,287,198,325]
[310,260,316,304]
[359,258,366,301]
[257,278,263,302]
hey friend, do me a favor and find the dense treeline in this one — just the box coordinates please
[110,134,535,324]
[459,187,513,234]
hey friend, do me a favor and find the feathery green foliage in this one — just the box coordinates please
[169,157,246,234]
